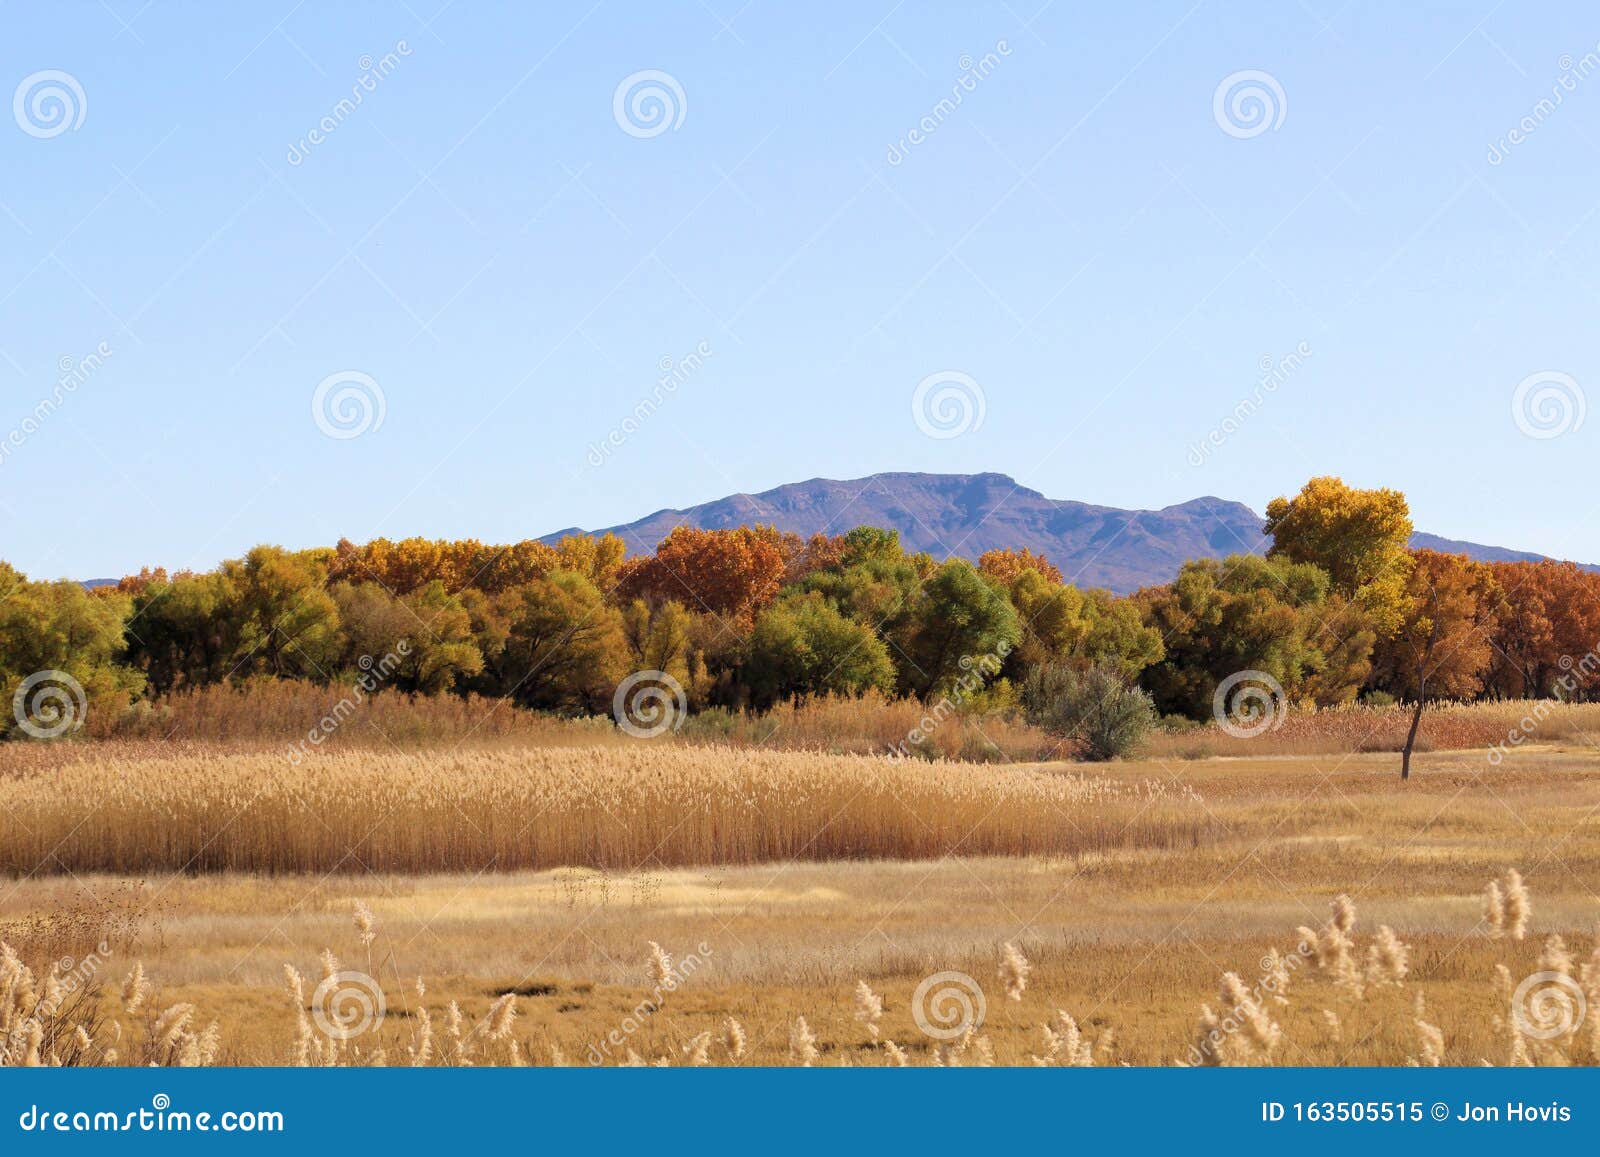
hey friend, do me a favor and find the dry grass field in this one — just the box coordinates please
[5,732,1600,1067]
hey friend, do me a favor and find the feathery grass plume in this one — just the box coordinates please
[318,948,339,981]
[647,941,674,991]
[1414,1015,1445,1067]
[1057,1011,1091,1066]
[1190,1004,1222,1066]
[121,962,150,1014]
[445,1001,463,1038]
[485,994,517,1040]
[152,1003,195,1052]
[883,1039,908,1067]
[1483,878,1506,938]
[411,1007,433,1067]
[789,1015,819,1066]
[1093,1027,1115,1066]
[353,901,376,948]
[507,1040,526,1067]
[549,1043,570,1066]
[683,1032,712,1066]
[622,1048,645,1067]
[73,1025,92,1052]
[1330,894,1357,936]
[414,976,426,999]
[1365,925,1409,987]
[1037,1022,1063,1065]
[722,1016,747,1061]
[1219,971,1281,1062]
[1503,869,1530,941]
[1538,933,1574,978]
[852,979,884,1042]
[999,941,1031,1002]
[972,1035,995,1066]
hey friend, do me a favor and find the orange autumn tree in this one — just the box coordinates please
[978,546,1064,587]
[617,526,788,626]
[1373,549,1500,779]
[1485,561,1600,699]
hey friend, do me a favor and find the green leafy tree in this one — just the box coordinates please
[894,559,1020,700]
[745,591,896,707]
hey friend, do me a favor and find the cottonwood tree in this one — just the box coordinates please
[1373,550,1500,779]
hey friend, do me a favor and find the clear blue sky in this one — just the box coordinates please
[3,1,1596,579]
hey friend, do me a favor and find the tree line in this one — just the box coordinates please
[3,476,1598,760]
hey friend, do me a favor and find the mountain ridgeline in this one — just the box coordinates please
[542,472,1586,595]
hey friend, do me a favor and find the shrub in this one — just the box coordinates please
[1025,661,1155,761]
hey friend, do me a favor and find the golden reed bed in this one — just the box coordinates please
[0,744,1209,875]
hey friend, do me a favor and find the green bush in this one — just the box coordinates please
[1024,660,1155,761]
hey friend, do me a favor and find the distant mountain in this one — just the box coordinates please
[544,471,1596,594]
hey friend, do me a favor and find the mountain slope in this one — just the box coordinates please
[546,472,1592,594]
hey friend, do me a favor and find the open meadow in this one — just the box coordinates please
[5,728,1599,1067]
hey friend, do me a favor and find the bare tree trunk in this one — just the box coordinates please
[1401,601,1441,781]
[1401,683,1424,780]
